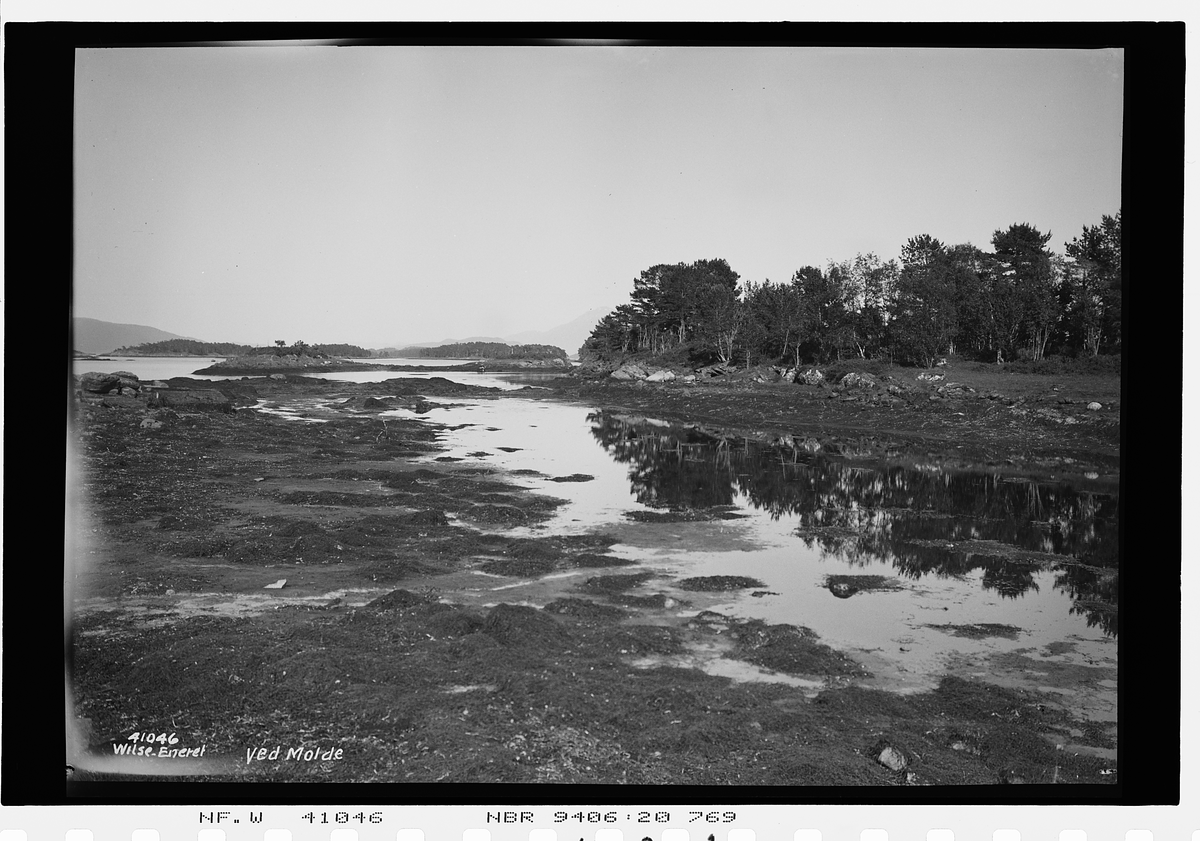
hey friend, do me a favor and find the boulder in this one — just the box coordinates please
[936,382,975,399]
[797,368,825,386]
[873,743,909,772]
[610,361,650,381]
[77,372,121,394]
[839,372,878,389]
[645,369,676,383]
[916,372,945,382]
[1087,402,1102,411]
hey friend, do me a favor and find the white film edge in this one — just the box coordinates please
[8,9,1189,841]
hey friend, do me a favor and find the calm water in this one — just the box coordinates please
[73,356,232,382]
[373,399,1118,695]
[75,358,1118,696]
[72,356,543,391]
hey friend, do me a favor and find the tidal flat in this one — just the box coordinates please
[67,366,1119,786]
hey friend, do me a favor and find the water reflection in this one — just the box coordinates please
[588,410,1119,637]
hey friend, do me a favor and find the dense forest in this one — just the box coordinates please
[582,213,1122,369]
[414,342,567,360]
[108,339,256,356]
[108,339,370,357]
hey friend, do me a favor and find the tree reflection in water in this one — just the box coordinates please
[588,410,1119,637]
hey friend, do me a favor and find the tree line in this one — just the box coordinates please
[109,339,257,356]
[107,338,370,357]
[582,213,1121,369]
[413,342,567,360]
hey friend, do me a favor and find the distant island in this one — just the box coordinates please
[108,339,371,358]
[384,342,567,360]
[193,340,571,376]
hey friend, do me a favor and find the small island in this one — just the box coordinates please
[190,340,571,376]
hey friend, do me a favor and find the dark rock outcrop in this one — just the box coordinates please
[146,388,234,413]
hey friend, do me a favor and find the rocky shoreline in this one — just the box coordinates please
[67,365,1119,786]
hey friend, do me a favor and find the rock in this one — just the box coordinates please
[340,395,398,411]
[839,372,878,389]
[936,382,975,399]
[269,374,287,380]
[611,361,650,381]
[549,473,595,483]
[1087,402,1102,411]
[139,418,164,430]
[147,388,234,413]
[646,369,676,383]
[797,368,825,386]
[873,743,908,772]
[916,372,945,382]
[829,581,856,598]
[77,372,121,394]
[264,579,287,590]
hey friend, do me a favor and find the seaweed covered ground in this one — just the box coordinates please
[551,360,1121,475]
[67,370,1118,786]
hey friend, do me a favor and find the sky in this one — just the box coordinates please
[73,45,1124,349]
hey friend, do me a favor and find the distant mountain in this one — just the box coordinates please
[73,317,195,355]
[502,307,612,359]
[387,308,611,360]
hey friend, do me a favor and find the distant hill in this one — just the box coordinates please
[502,307,612,359]
[385,308,612,360]
[73,317,195,355]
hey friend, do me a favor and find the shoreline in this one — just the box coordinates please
[67,370,1118,785]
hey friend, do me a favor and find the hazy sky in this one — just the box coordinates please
[74,45,1123,348]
